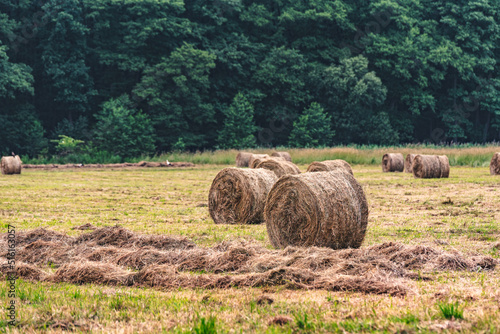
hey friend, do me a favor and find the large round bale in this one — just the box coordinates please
[271,151,292,162]
[437,155,450,178]
[208,168,278,225]
[412,155,450,179]
[236,152,253,167]
[264,170,369,249]
[382,153,404,172]
[255,159,301,178]
[306,160,353,176]
[405,154,416,173]
[248,154,270,169]
[1,156,22,175]
[490,153,500,176]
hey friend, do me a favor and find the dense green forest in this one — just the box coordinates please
[1,0,500,158]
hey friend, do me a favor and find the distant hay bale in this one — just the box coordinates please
[250,158,267,169]
[405,154,416,173]
[437,155,450,178]
[249,155,284,169]
[265,171,369,249]
[236,152,253,167]
[412,155,450,179]
[209,168,278,225]
[1,156,22,175]
[248,154,270,169]
[307,160,353,176]
[490,153,500,176]
[271,152,292,162]
[255,159,300,178]
[382,153,404,172]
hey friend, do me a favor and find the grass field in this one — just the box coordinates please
[1,164,500,333]
[23,144,500,167]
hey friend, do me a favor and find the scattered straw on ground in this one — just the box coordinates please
[0,227,497,297]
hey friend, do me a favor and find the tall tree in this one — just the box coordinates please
[315,55,388,144]
[288,102,333,148]
[41,0,96,126]
[217,93,257,149]
[133,43,216,151]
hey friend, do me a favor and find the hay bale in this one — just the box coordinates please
[382,153,404,172]
[209,168,278,224]
[271,152,292,162]
[1,156,22,175]
[264,170,369,249]
[490,153,500,175]
[405,154,416,173]
[248,154,270,169]
[236,152,253,167]
[255,159,301,178]
[306,160,353,176]
[412,155,450,179]
[437,155,450,178]
[250,156,285,169]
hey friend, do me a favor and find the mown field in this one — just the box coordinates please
[1,162,500,333]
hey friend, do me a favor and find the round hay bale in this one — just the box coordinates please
[208,168,278,225]
[405,154,416,173]
[250,156,285,169]
[490,153,500,176]
[255,159,301,178]
[412,155,449,179]
[248,154,270,169]
[1,156,22,175]
[236,152,253,167]
[264,170,369,249]
[437,155,450,178]
[248,154,270,168]
[306,160,353,176]
[271,152,292,162]
[382,153,404,172]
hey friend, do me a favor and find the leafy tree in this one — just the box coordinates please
[364,112,400,145]
[41,0,96,123]
[1,0,500,157]
[93,95,155,158]
[51,116,91,142]
[133,43,216,151]
[217,93,257,149]
[0,45,33,98]
[288,102,333,148]
[0,41,43,157]
[252,47,313,145]
[0,104,47,157]
[316,55,387,144]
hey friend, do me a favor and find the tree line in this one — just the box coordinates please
[1,0,499,158]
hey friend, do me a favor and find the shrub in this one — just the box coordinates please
[0,104,48,157]
[51,135,85,156]
[51,116,91,142]
[288,102,333,148]
[93,95,156,158]
[217,93,257,149]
